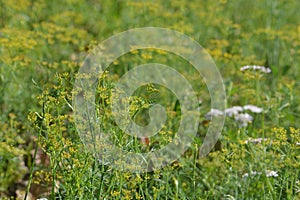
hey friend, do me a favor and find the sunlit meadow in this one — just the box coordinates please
[0,0,300,199]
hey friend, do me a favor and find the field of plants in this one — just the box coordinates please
[1,0,300,199]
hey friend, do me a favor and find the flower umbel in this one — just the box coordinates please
[234,113,253,127]
[265,170,279,177]
[243,105,263,113]
[240,65,272,74]
[225,106,243,117]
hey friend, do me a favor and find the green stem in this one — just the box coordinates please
[24,137,39,200]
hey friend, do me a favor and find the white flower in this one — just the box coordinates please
[206,105,263,127]
[296,142,300,146]
[251,171,261,176]
[265,170,278,177]
[242,173,249,178]
[234,113,253,127]
[225,106,243,117]
[240,65,272,73]
[243,170,278,178]
[205,108,224,119]
[245,138,268,144]
[243,105,263,113]
[242,171,262,178]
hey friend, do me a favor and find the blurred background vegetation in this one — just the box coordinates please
[0,0,300,199]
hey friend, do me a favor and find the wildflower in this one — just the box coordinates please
[205,105,262,127]
[245,138,268,144]
[225,106,243,117]
[242,171,261,178]
[234,113,253,127]
[243,170,278,178]
[242,173,249,178]
[205,108,224,119]
[296,142,300,146]
[243,105,263,113]
[240,65,272,73]
[265,170,278,177]
[251,171,261,176]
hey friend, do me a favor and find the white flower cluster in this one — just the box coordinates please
[243,105,264,113]
[204,108,224,119]
[205,105,263,127]
[242,170,278,178]
[225,106,243,117]
[265,170,279,177]
[240,65,272,74]
[245,137,268,144]
[234,113,253,127]
[242,171,262,178]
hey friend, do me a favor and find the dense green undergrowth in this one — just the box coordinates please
[1,0,300,199]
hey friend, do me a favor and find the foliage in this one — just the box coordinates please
[0,0,300,199]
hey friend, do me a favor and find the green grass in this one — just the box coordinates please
[0,0,300,199]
